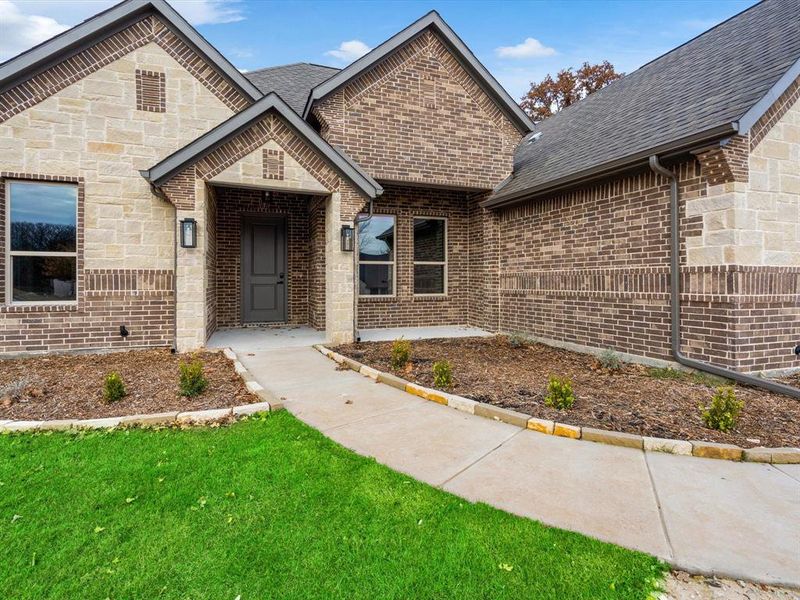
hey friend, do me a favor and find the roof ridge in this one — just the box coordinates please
[247,62,340,75]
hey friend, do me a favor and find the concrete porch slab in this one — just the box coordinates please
[358,325,491,343]
[442,429,671,559]
[207,326,326,352]
[646,451,800,585]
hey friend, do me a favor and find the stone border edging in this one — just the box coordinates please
[314,345,800,465]
[0,348,283,434]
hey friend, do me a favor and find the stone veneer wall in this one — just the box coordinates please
[0,22,241,354]
[214,187,313,328]
[356,185,470,329]
[308,196,327,330]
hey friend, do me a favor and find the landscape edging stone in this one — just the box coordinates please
[313,345,799,464]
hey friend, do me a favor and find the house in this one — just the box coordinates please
[0,0,797,375]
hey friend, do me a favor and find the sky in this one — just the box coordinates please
[1,0,757,101]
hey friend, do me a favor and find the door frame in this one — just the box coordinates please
[240,213,288,324]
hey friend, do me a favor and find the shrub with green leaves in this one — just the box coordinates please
[179,360,208,397]
[700,386,743,432]
[544,376,575,410]
[432,360,453,389]
[103,372,126,403]
[598,349,622,371]
[390,337,411,370]
[508,333,532,349]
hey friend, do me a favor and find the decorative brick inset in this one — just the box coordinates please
[263,148,284,180]
[135,69,166,112]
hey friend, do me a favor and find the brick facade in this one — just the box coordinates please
[312,29,522,191]
[356,185,470,329]
[213,186,314,328]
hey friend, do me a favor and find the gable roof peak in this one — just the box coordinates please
[301,9,534,133]
[0,0,262,101]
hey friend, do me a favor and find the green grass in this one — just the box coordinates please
[646,366,731,387]
[0,412,665,599]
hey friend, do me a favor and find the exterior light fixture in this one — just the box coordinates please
[341,224,354,252]
[180,218,197,248]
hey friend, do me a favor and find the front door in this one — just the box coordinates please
[241,216,287,323]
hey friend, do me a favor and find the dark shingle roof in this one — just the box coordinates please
[246,63,339,114]
[489,0,800,206]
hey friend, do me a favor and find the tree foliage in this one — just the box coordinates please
[520,61,623,121]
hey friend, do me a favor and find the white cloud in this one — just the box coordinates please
[170,0,245,25]
[0,0,245,61]
[0,0,70,61]
[495,37,556,59]
[325,40,371,63]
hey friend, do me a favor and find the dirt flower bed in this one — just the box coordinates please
[0,349,256,421]
[335,336,800,449]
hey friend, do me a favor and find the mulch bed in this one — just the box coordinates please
[335,336,800,449]
[0,349,257,421]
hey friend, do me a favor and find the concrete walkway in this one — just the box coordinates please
[235,345,800,588]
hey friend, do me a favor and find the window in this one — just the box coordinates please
[358,214,394,296]
[7,181,77,303]
[413,217,446,295]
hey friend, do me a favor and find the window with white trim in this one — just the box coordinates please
[7,181,77,303]
[413,217,446,295]
[358,214,394,296]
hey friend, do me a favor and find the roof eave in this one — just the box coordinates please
[301,11,534,134]
[482,122,739,210]
[737,55,800,134]
[0,0,262,101]
[142,93,382,199]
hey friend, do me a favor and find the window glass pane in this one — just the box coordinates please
[414,264,445,294]
[413,218,445,262]
[359,264,393,296]
[12,256,76,302]
[358,215,394,262]
[9,182,77,252]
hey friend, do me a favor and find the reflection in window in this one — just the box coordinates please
[413,217,446,294]
[358,214,394,295]
[8,181,78,302]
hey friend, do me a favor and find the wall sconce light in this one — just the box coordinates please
[180,218,197,248]
[341,224,354,252]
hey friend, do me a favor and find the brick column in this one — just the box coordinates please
[175,179,208,351]
[325,191,355,344]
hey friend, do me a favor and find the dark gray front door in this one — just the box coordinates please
[241,216,286,323]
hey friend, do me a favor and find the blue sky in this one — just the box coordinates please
[3,0,756,100]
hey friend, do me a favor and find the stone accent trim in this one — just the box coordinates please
[0,15,249,124]
[263,148,284,180]
[750,76,800,150]
[135,69,166,112]
[313,344,800,464]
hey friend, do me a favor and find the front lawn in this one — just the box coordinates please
[0,412,664,599]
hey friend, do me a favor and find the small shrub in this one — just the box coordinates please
[508,333,532,349]
[390,337,411,370]
[179,360,208,397]
[544,376,575,410]
[700,386,743,432]
[432,360,453,389]
[103,372,126,403]
[598,349,622,371]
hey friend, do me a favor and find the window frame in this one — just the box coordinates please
[357,213,396,298]
[412,215,448,297]
[5,179,79,306]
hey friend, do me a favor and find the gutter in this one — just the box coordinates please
[648,155,800,400]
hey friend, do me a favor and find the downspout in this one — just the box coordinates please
[648,155,800,398]
[147,182,179,352]
[352,198,374,342]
